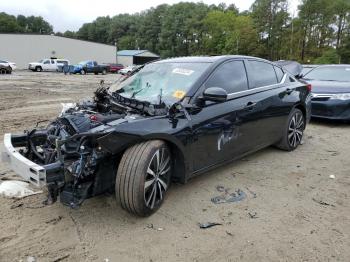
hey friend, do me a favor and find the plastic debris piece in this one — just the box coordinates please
[27,256,36,262]
[198,222,222,229]
[0,181,43,199]
[329,175,335,179]
[211,188,247,204]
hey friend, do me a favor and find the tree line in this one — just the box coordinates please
[0,12,53,34]
[1,0,350,63]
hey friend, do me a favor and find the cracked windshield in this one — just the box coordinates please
[110,62,210,104]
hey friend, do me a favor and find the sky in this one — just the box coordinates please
[0,0,300,32]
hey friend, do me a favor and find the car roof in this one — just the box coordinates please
[310,64,350,68]
[156,55,272,64]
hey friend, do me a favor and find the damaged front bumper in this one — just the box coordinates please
[2,133,63,187]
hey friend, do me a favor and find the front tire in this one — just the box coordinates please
[276,108,305,151]
[116,140,172,217]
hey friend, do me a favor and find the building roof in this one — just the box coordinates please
[117,50,160,57]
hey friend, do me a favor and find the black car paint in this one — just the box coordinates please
[9,56,311,206]
[95,56,311,183]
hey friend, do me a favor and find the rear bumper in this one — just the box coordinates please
[2,133,46,187]
[311,99,350,120]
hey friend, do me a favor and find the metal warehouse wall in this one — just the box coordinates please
[0,34,116,68]
[117,56,133,66]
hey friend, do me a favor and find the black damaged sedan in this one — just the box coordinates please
[2,56,311,216]
[302,65,350,120]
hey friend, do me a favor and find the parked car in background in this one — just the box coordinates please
[119,65,140,75]
[28,58,69,72]
[71,61,109,75]
[0,64,12,74]
[3,55,311,217]
[104,63,124,73]
[301,65,350,120]
[0,60,16,70]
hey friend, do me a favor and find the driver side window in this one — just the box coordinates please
[205,60,248,94]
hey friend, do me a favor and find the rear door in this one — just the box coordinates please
[237,60,292,151]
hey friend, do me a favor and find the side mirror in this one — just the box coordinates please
[202,87,228,102]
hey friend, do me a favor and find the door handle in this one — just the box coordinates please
[245,101,257,110]
[286,88,293,95]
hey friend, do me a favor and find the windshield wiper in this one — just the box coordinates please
[131,82,151,98]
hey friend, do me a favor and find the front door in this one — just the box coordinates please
[190,60,250,171]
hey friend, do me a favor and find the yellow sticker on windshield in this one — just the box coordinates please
[173,90,186,99]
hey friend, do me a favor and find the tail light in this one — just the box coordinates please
[306,84,312,92]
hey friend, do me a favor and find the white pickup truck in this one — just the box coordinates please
[28,58,70,72]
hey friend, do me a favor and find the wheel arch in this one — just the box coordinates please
[97,132,190,184]
[141,134,188,184]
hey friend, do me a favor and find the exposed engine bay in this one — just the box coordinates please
[10,86,169,208]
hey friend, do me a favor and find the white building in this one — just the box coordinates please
[117,50,160,66]
[0,34,117,69]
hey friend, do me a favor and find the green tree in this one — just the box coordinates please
[0,12,22,32]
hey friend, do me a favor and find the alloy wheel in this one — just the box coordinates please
[288,111,304,148]
[144,148,171,209]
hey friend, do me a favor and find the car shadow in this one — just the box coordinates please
[310,117,349,127]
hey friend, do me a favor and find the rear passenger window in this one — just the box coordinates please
[274,66,284,82]
[248,61,278,88]
[206,60,248,93]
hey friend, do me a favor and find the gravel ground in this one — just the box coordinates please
[0,71,349,262]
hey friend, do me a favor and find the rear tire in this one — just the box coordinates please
[116,140,172,217]
[102,69,107,75]
[275,108,305,151]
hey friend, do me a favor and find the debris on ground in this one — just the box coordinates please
[312,198,335,207]
[27,256,36,262]
[145,224,164,231]
[329,175,335,179]
[45,216,63,225]
[198,222,222,229]
[0,181,43,199]
[248,212,258,219]
[226,231,234,237]
[216,185,225,192]
[246,187,257,198]
[52,254,70,262]
[211,187,247,204]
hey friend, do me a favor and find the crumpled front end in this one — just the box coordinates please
[1,88,150,207]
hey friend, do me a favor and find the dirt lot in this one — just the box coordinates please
[0,71,349,262]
